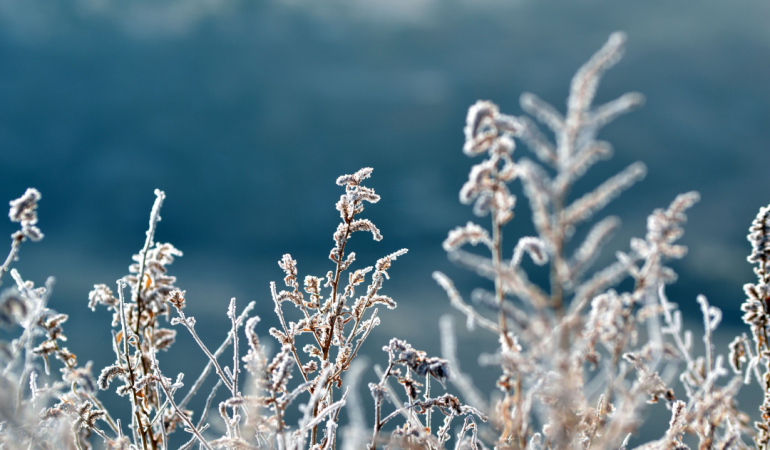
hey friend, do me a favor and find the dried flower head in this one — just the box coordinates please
[8,188,44,241]
[9,188,40,226]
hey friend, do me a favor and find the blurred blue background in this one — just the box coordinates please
[1,0,769,443]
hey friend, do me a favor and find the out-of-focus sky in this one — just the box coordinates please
[0,0,768,440]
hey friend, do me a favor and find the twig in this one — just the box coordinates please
[172,309,233,392]
[178,302,254,410]
[270,282,310,384]
[197,379,222,429]
[0,234,23,285]
[227,298,241,439]
[151,352,213,450]
[117,280,148,449]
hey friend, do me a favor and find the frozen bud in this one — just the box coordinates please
[106,436,133,450]
[21,226,43,242]
[303,360,318,374]
[65,361,96,393]
[490,135,515,156]
[278,254,298,287]
[88,284,119,311]
[512,236,548,268]
[304,275,323,294]
[728,336,747,374]
[9,188,41,226]
[463,101,499,156]
[98,364,127,390]
[443,222,491,252]
[166,290,186,310]
[349,219,382,241]
[336,167,373,187]
[369,382,387,402]
[153,328,177,351]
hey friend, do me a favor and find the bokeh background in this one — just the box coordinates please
[1,0,769,445]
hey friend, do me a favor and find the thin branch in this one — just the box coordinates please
[151,352,213,450]
[178,301,254,410]
[172,309,233,392]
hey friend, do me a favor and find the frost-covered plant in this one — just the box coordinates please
[432,32,752,450]
[738,205,770,450]
[0,169,411,450]
[1,30,769,450]
[83,169,410,450]
[0,190,116,450]
[258,167,409,449]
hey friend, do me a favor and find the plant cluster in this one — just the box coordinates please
[0,32,767,450]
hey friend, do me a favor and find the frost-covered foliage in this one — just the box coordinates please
[432,32,752,450]
[0,31,766,450]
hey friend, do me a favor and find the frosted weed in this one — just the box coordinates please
[0,32,767,450]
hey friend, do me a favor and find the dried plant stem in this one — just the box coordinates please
[550,196,566,318]
[373,365,430,442]
[270,389,288,450]
[312,218,352,446]
[197,379,221,429]
[153,367,213,450]
[89,395,120,435]
[424,375,431,434]
[491,215,513,351]
[132,190,164,309]
[332,309,378,382]
[178,425,210,450]
[81,420,110,442]
[229,299,241,439]
[178,301,254,410]
[117,281,149,450]
[149,397,170,429]
[125,190,166,450]
[47,336,121,436]
[73,432,85,450]
[301,306,325,348]
[174,309,234,392]
[271,286,310,384]
[658,285,693,367]
[322,217,352,359]
[369,361,394,450]
[0,233,23,285]
[156,378,168,450]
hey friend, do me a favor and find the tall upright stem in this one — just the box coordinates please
[118,282,149,450]
[492,215,513,350]
[314,214,352,445]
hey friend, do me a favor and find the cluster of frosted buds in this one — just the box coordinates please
[742,206,770,343]
[625,192,700,288]
[43,398,106,433]
[460,101,521,225]
[584,290,636,367]
[640,191,700,260]
[123,242,183,318]
[267,344,294,394]
[8,188,43,241]
[749,205,770,270]
[331,167,382,263]
[31,312,74,373]
[385,338,450,387]
[743,204,770,450]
